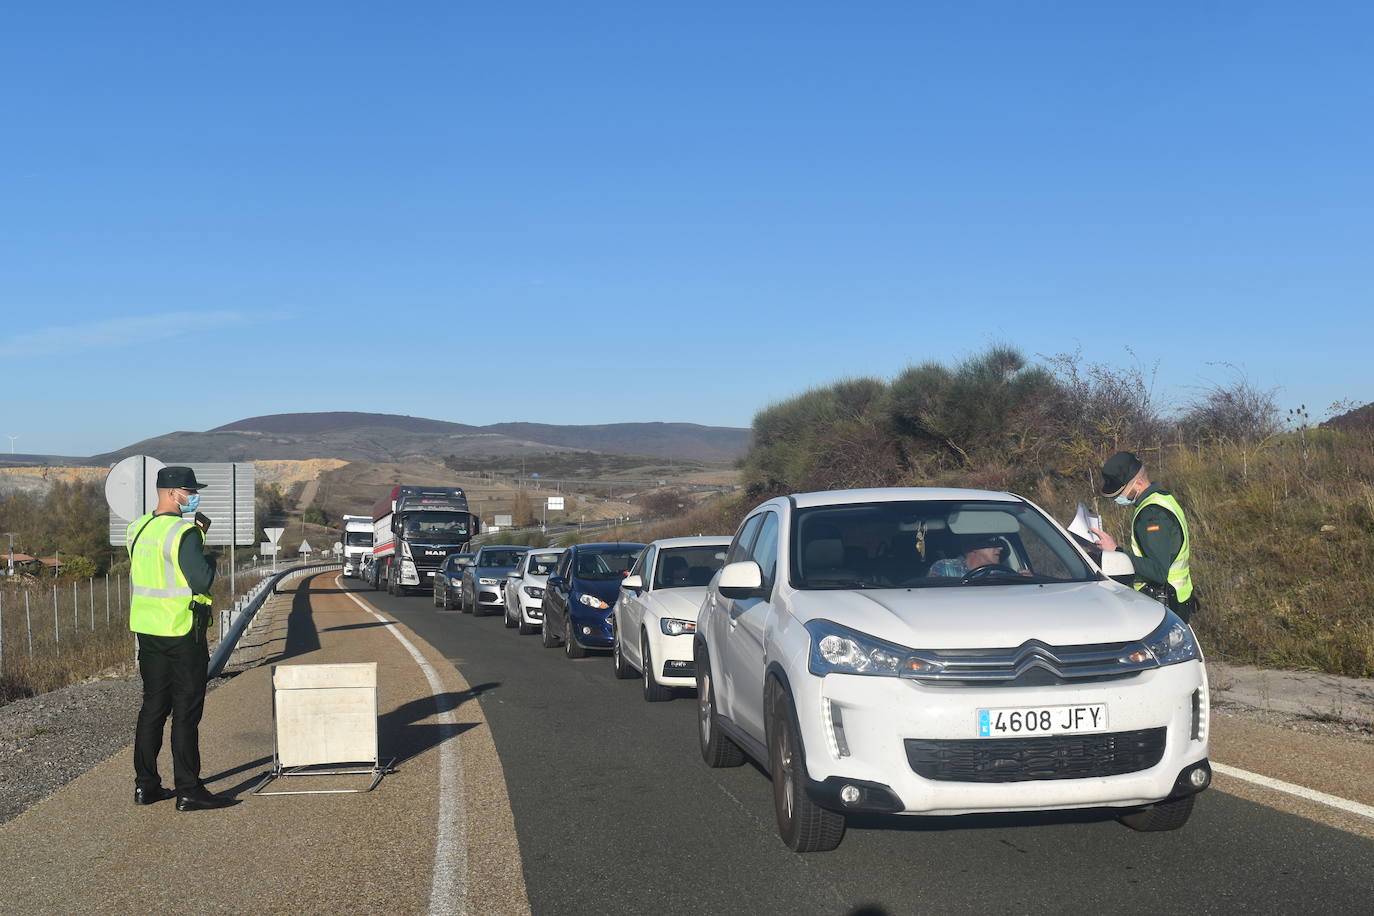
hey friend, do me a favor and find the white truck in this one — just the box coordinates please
[340,515,374,578]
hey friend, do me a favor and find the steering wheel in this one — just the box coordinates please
[961,563,1022,583]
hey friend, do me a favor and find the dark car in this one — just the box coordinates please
[461,545,529,616]
[541,542,646,658]
[432,552,473,610]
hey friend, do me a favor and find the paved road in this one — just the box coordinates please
[358,580,1374,916]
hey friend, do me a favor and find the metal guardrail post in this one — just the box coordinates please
[208,562,340,678]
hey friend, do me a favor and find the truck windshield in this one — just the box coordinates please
[345,532,374,547]
[400,512,471,542]
[790,500,1094,590]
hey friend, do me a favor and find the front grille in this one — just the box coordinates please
[906,639,1154,686]
[905,728,1167,783]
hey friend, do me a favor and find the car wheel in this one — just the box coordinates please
[612,629,636,679]
[1117,794,1196,832]
[563,615,587,658]
[769,683,846,853]
[504,599,518,628]
[541,612,560,648]
[695,645,745,768]
[518,615,537,636]
[433,587,441,608]
[460,586,472,614]
[641,633,673,702]
[441,588,454,611]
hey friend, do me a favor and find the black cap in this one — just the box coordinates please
[156,466,207,491]
[1100,451,1142,497]
[964,536,1003,551]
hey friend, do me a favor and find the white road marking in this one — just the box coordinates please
[1213,762,1374,821]
[336,577,468,916]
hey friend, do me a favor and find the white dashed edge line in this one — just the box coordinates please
[1212,762,1374,821]
[336,576,468,916]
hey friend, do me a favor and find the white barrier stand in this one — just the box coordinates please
[252,662,394,795]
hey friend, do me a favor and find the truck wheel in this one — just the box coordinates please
[768,683,845,852]
[1118,794,1196,832]
[695,646,745,768]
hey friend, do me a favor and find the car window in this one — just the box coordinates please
[574,548,641,581]
[527,552,561,576]
[726,514,764,565]
[789,499,1094,589]
[631,546,656,584]
[654,545,729,589]
[750,513,780,590]
[479,548,526,568]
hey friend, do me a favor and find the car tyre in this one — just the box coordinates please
[612,630,636,679]
[564,615,587,658]
[641,633,673,702]
[433,587,441,608]
[695,646,745,768]
[441,587,454,611]
[1117,794,1196,832]
[518,615,538,636]
[503,598,518,628]
[768,684,846,853]
[541,613,560,648]
[460,586,472,614]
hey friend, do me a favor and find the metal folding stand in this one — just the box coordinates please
[252,662,396,796]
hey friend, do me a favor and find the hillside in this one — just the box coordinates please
[87,412,750,465]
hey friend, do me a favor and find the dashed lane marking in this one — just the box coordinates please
[336,577,468,916]
[1213,762,1374,821]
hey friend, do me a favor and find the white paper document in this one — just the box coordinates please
[1067,502,1102,544]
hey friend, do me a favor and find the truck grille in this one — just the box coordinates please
[904,727,1167,782]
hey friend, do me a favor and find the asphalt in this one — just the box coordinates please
[3,572,1372,915]
[0,573,528,916]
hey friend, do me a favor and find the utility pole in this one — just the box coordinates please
[4,532,15,577]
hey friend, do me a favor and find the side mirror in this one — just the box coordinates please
[1099,550,1134,581]
[718,561,766,600]
[548,575,567,589]
[622,574,643,592]
[509,571,523,579]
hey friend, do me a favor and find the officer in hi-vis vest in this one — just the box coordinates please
[1089,451,1199,623]
[128,466,233,810]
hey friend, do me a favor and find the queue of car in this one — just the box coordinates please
[376,485,1211,854]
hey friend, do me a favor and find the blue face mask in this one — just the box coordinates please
[1114,492,1134,507]
[179,491,201,514]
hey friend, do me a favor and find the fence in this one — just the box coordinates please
[0,559,289,703]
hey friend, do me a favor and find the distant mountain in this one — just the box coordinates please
[88,412,750,464]
[1322,401,1374,433]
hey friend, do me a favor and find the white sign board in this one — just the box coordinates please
[108,459,255,547]
[494,514,513,527]
[261,542,278,555]
[272,663,378,767]
[547,496,565,511]
[264,527,285,544]
[299,539,314,554]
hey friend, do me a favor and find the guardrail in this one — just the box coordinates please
[208,561,340,678]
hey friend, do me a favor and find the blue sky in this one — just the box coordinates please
[2,2,1371,457]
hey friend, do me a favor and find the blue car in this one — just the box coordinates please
[541,542,646,658]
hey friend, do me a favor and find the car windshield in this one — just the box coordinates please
[344,531,373,547]
[575,548,641,581]
[478,549,527,568]
[444,555,472,572]
[526,553,561,576]
[791,499,1094,590]
[401,512,471,542]
[654,546,728,589]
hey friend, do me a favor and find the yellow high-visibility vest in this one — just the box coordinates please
[1129,491,1193,603]
[127,514,211,636]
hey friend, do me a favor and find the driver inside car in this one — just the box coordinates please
[928,536,1006,578]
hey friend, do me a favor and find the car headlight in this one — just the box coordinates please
[578,594,609,609]
[479,577,500,586]
[524,586,544,598]
[804,619,938,677]
[659,618,696,636]
[1140,612,1199,667]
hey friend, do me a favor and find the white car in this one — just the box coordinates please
[613,536,732,701]
[695,487,1211,852]
[503,547,565,635]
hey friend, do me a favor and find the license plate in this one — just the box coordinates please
[977,704,1107,737]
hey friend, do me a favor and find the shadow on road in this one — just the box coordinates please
[319,621,394,633]
[260,579,323,665]
[380,682,501,766]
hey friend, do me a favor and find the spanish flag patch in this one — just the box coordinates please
[1145,524,1161,532]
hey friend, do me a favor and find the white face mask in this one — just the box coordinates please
[1114,492,1134,507]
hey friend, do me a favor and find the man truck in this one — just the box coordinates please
[339,515,374,578]
[372,485,479,595]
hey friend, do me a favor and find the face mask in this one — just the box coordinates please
[1114,492,1134,507]
[179,491,201,514]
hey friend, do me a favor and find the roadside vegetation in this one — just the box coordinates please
[624,348,1373,678]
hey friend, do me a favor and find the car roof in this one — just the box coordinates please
[787,487,1022,509]
[525,547,565,555]
[648,536,733,549]
[478,545,529,550]
[571,542,647,551]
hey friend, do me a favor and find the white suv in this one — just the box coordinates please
[694,488,1210,852]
